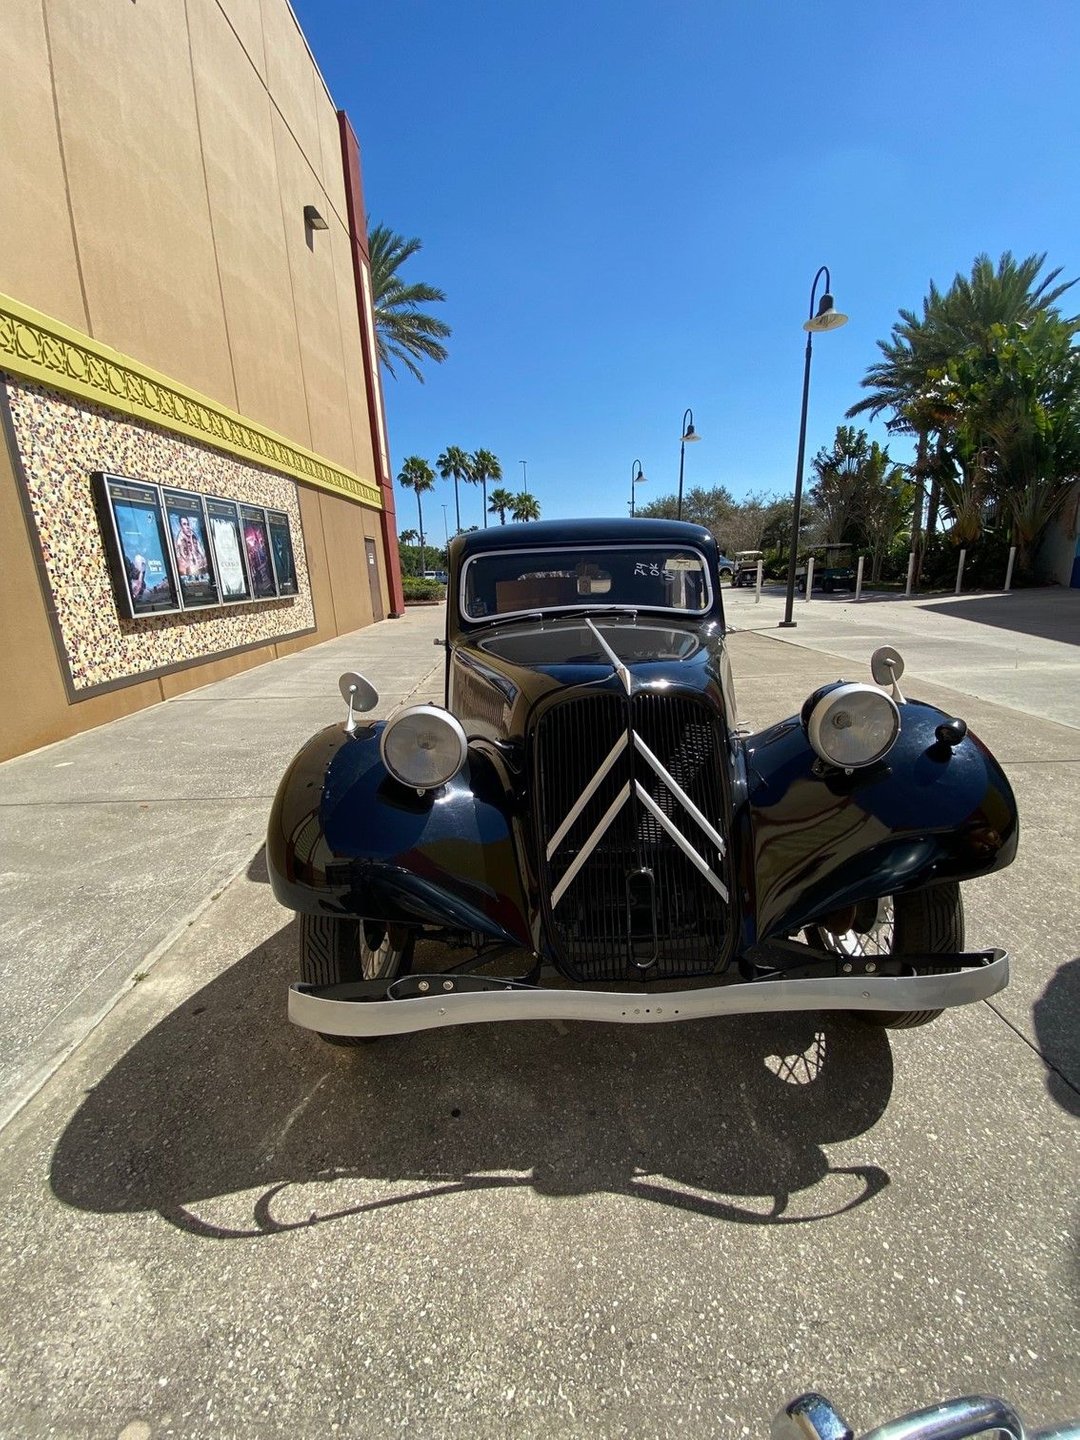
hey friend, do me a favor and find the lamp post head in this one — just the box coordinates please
[681,423,701,444]
[804,292,848,333]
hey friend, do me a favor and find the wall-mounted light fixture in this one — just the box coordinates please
[304,205,329,231]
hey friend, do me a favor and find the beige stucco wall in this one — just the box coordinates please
[0,0,378,487]
[0,0,396,760]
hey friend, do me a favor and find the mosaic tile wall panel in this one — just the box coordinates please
[5,378,318,690]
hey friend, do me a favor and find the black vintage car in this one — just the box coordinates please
[268,518,1018,1042]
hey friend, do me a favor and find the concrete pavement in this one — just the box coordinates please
[0,606,446,1130]
[0,590,1077,1438]
[724,583,1079,727]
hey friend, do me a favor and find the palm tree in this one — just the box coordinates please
[368,224,451,382]
[848,251,1078,580]
[469,449,502,528]
[437,446,471,533]
[851,253,1078,429]
[511,492,541,522]
[398,528,418,545]
[487,488,515,524]
[396,457,435,572]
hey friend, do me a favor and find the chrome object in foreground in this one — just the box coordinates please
[289,951,1007,1037]
[773,1391,1078,1440]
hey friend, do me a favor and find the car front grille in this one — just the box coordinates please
[533,691,731,982]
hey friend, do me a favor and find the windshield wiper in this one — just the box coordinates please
[477,605,640,630]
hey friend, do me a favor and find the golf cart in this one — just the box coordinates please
[733,551,764,587]
[795,543,857,594]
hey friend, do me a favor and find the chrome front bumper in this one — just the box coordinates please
[288,950,1008,1037]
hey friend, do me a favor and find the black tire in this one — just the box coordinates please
[299,914,414,1046]
[822,578,834,594]
[807,883,964,1029]
[719,566,733,581]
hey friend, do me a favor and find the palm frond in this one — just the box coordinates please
[367,221,452,383]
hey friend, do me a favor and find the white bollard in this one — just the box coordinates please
[955,548,966,595]
[1004,545,1016,592]
[855,555,865,601]
[905,552,915,597]
[754,559,763,603]
[805,555,815,601]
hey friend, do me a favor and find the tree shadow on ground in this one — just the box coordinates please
[919,591,1080,646]
[1032,956,1080,1117]
[50,921,895,1240]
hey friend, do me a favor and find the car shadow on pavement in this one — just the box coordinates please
[1032,957,1080,1117]
[50,921,895,1240]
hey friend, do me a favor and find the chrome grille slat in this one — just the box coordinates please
[535,691,730,981]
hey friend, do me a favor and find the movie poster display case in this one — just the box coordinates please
[94,472,300,619]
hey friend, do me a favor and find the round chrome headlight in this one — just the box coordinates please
[805,682,901,769]
[379,704,468,790]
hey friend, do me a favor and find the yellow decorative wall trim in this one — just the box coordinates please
[0,293,382,510]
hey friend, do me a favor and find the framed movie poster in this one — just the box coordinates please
[239,504,278,599]
[205,497,252,603]
[94,473,181,618]
[266,509,298,596]
[162,488,220,609]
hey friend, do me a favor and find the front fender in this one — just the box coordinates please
[745,699,1019,940]
[267,722,531,946]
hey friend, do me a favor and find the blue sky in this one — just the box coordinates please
[291,0,1080,537]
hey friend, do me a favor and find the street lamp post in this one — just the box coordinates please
[676,408,700,521]
[629,459,646,516]
[520,460,528,491]
[779,267,849,628]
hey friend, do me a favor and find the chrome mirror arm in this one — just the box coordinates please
[859,1395,1027,1440]
[773,1393,1068,1440]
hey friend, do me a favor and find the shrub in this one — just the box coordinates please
[402,576,444,602]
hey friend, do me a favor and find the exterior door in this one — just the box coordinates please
[365,538,385,621]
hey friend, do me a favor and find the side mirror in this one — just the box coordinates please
[338,671,379,733]
[870,645,906,704]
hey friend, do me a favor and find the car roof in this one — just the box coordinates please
[453,517,717,559]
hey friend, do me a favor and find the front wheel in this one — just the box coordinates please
[806,883,964,1028]
[299,914,415,1046]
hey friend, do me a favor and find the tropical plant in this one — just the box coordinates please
[469,449,502,528]
[938,315,1080,569]
[396,456,435,572]
[848,251,1079,579]
[488,487,515,524]
[398,528,418,545]
[860,456,914,581]
[437,446,471,533]
[510,491,541,522]
[806,427,913,576]
[368,224,451,382]
[808,427,874,543]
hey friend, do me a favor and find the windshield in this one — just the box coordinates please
[460,545,713,621]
